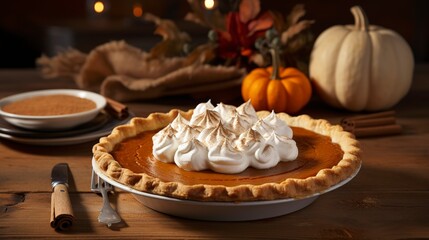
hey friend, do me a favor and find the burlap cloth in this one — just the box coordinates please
[37,41,245,102]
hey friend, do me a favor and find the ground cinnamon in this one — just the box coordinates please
[2,94,96,116]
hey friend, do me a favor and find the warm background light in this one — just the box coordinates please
[204,0,215,10]
[94,1,105,13]
[133,4,143,17]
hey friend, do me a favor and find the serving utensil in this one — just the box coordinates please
[50,163,74,230]
[90,170,122,227]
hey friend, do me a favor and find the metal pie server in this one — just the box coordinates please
[50,163,74,230]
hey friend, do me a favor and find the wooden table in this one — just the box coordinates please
[0,66,428,239]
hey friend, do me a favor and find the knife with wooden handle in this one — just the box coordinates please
[50,163,74,231]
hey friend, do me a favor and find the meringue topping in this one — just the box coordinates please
[191,100,215,123]
[236,128,263,151]
[252,119,275,138]
[174,138,208,171]
[176,124,200,143]
[152,101,298,174]
[197,122,233,146]
[193,99,215,116]
[263,111,293,138]
[270,132,298,161]
[208,140,248,174]
[226,111,253,134]
[190,109,221,129]
[237,100,259,123]
[152,123,177,145]
[213,102,236,122]
[252,134,280,169]
[236,128,264,163]
[152,124,179,163]
[170,113,190,132]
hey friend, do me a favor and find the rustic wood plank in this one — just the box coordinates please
[1,191,428,239]
[0,140,95,193]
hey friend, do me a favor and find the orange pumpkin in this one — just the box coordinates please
[241,53,312,114]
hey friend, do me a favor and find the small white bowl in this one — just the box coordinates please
[0,89,106,131]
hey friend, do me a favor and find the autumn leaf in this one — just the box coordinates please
[186,0,226,30]
[144,13,189,41]
[280,4,314,45]
[286,4,306,27]
[184,12,207,27]
[239,0,260,23]
[144,13,191,58]
[248,11,274,36]
[183,42,217,66]
[281,20,314,45]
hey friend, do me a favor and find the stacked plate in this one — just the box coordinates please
[0,89,133,145]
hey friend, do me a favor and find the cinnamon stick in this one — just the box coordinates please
[50,185,74,231]
[341,110,402,138]
[342,116,396,131]
[341,110,395,125]
[104,97,128,119]
[350,124,402,138]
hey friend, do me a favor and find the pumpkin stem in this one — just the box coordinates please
[270,46,281,80]
[351,5,369,31]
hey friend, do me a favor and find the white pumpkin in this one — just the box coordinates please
[309,5,414,111]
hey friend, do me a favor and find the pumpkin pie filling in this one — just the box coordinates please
[111,127,343,187]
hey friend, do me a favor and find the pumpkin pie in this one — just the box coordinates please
[93,102,360,202]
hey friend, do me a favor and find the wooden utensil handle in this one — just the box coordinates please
[50,183,74,230]
[52,184,73,216]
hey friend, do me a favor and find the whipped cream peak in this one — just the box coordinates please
[152,124,179,163]
[214,102,236,122]
[190,109,221,128]
[237,100,258,123]
[269,132,298,161]
[193,99,215,116]
[237,128,263,149]
[252,119,275,138]
[263,111,293,138]
[161,123,177,136]
[226,111,253,134]
[176,124,200,143]
[152,101,298,174]
[252,139,280,169]
[171,113,189,132]
[208,140,248,174]
[152,123,177,143]
[198,121,233,146]
[174,138,208,171]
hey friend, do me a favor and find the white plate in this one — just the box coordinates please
[0,89,106,130]
[92,157,361,221]
[0,113,133,146]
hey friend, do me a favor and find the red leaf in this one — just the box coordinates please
[239,0,260,23]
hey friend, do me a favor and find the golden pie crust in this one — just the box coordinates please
[92,109,361,202]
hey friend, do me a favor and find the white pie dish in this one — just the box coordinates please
[0,89,106,130]
[92,157,360,221]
